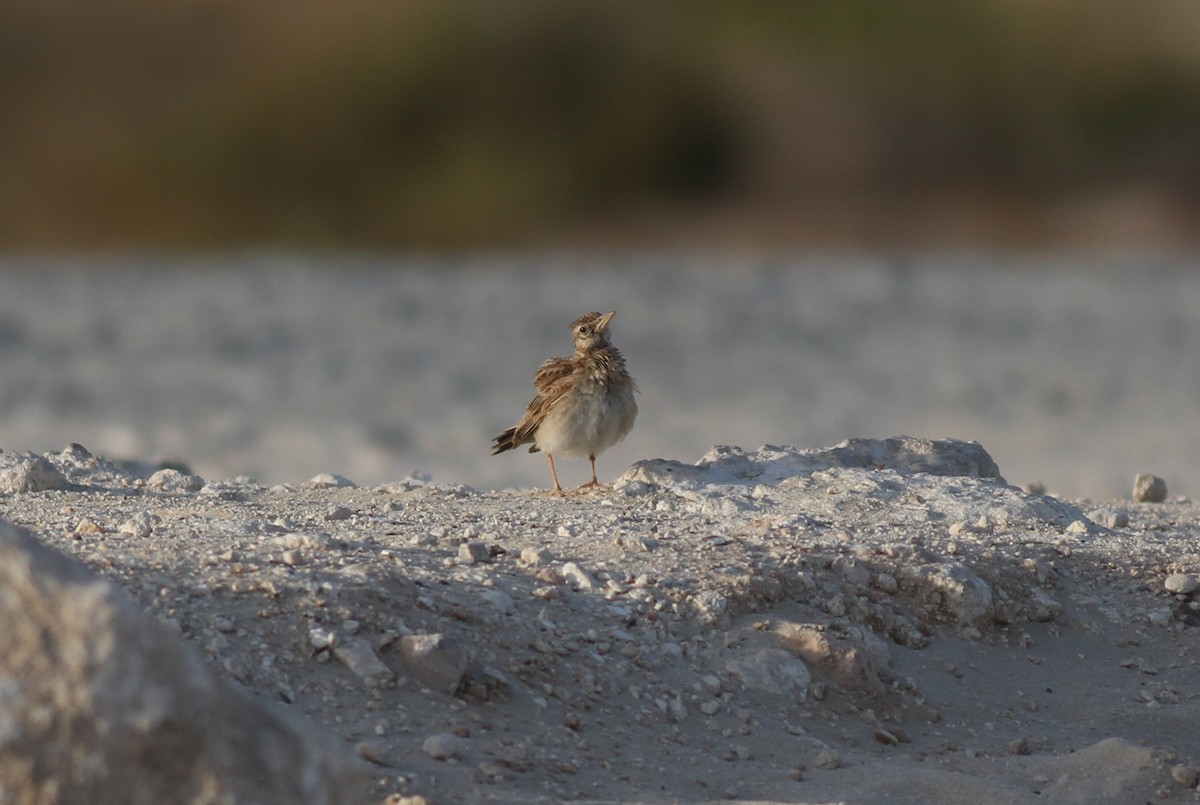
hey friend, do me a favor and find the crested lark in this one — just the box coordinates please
[492,311,637,493]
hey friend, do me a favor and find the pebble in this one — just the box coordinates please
[119,511,154,539]
[458,542,491,564]
[325,505,353,521]
[1007,737,1031,755]
[356,741,391,766]
[399,633,469,692]
[421,732,464,761]
[815,749,843,770]
[0,456,66,493]
[520,547,553,566]
[692,591,728,619]
[332,638,395,687]
[1164,573,1198,595]
[147,468,205,492]
[479,589,515,613]
[1147,610,1172,628]
[308,628,336,650]
[562,562,596,590]
[1091,508,1129,529]
[1133,473,1168,503]
[306,473,357,489]
[1171,765,1199,788]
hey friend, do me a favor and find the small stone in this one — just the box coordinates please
[700,699,721,715]
[0,456,66,494]
[73,519,102,537]
[520,547,553,566]
[458,542,491,564]
[725,649,811,697]
[307,473,357,489]
[421,732,464,761]
[1165,573,1198,595]
[692,591,728,619]
[1064,520,1089,536]
[1091,509,1129,529]
[399,633,469,693]
[309,628,336,650]
[147,468,205,492]
[1133,473,1168,503]
[325,505,353,521]
[837,558,871,587]
[332,638,395,687]
[213,616,235,634]
[356,741,391,766]
[281,550,305,566]
[1171,765,1199,788]
[119,511,154,539]
[1007,737,1031,756]
[726,745,752,761]
[873,573,899,594]
[561,562,595,590]
[479,589,515,613]
[815,749,842,770]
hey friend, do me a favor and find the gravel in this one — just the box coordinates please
[4,437,1200,803]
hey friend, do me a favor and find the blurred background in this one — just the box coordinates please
[2,1,1199,499]
[4,0,1199,251]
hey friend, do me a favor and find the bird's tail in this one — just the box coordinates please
[491,427,519,455]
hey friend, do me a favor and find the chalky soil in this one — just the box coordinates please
[2,438,1200,804]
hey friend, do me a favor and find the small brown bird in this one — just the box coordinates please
[492,311,637,493]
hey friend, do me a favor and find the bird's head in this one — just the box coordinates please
[570,311,616,353]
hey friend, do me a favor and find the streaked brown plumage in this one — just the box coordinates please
[492,311,637,493]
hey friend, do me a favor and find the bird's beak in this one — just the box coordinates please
[596,311,616,332]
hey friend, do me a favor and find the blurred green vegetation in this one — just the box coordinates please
[3,0,1199,250]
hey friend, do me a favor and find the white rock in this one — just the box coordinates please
[119,511,154,539]
[421,732,464,761]
[0,456,66,494]
[479,589,515,613]
[916,562,993,625]
[725,649,811,698]
[1164,573,1198,595]
[309,628,336,650]
[561,562,595,590]
[147,468,204,492]
[520,547,553,566]
[458,542,491,564]
[693,591,728,619]
[307,473,357,489]
[332,639,395,687]
[1133,474,1167,503]
[399,634,469,693]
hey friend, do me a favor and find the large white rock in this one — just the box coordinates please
[0,519,365,804]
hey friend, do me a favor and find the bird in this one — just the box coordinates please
[491,311,637,493]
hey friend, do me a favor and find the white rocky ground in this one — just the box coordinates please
[3,437,1200,804]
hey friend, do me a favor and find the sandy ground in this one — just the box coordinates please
[1,255,1199,499]
[3,438,1200,804]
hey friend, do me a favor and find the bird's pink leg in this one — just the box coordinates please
[546,453,565,495]
[578,454,600,489]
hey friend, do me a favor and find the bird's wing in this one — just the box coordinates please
[508,357,575,445]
